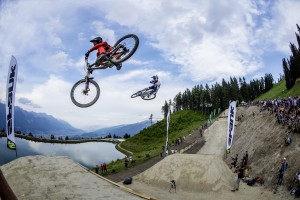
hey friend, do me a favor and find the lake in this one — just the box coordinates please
[0,137,125,169]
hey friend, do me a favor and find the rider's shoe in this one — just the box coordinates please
[107,61,114,68]
[116,63,122,70]
[95,54,109,67]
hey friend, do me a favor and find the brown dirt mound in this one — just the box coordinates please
[1,156,145,200]
[133,154,235,192]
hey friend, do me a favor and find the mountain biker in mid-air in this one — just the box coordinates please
[130,75,161,100]
[85,36,122,70]
[147,75,161,95]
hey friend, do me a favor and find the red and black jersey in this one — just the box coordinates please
[88,42,112,56]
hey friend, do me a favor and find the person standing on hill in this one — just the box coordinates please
[277,158,288,185]
[245,151,248,164]
[103,163,107,174]
[277,168,284,185]
[231,167,244,192]
[95,165,99,174]
[241,151,248,167]
[124,157,129,168]
[281,158,288,174]
[231,154,238,169]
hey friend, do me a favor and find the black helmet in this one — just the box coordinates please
[152,75,158,81]
[90,37,103,44]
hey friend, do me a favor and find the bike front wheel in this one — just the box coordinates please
[70,79,100,108]
[131,90,142,98]
[110,34,139,64]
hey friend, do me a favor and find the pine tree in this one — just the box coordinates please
[264,73,274,92]
[282,24,300,89]
[283,58,293,89]
[173,92,182,112]
[161,100,169,118]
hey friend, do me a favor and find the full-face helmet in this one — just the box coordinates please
[150,75,158,84]
[90,37,103,45]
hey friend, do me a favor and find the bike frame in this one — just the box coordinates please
[83,43,128,91]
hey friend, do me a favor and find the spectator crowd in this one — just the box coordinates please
[258,96,300,133]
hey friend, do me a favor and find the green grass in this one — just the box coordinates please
[103,110,208,175]
[256,80,300,101]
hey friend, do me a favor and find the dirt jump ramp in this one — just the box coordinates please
[134,153,235,193]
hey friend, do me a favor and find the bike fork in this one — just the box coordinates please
[83,76,90,95]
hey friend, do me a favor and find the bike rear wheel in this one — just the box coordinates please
[141,90,156,100]
[70,79,100,108]
[110,34,139,64]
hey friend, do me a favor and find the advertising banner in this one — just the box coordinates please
[226,101,236,152]
[6,56,18,150]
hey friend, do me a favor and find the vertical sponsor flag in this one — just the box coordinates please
[226,101,236,153]
[6,56,18,150]
[165,107,171,155]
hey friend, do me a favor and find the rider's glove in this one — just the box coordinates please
[85,51,90,58]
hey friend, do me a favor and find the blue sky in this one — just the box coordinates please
[0,0,299,130]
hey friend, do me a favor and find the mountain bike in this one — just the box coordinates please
[131,88,157,100]
[70,34,139,108]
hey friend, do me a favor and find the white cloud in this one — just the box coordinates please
[125,59,151,66]
[100,0,300,82]
[259,0,300,53]
[98,1,259,82]
[44,17,64,47]
[91,21,117,44]
[16,75,71,111]
[77,32,86,41]
[18,97,41,108]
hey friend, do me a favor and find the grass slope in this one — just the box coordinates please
[106,110,208,174]
[256,80,300,100]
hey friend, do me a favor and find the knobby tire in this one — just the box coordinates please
[70,79,100,108]
[110,34,139,64]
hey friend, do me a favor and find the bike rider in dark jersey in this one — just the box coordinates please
[147,75,161,95]
[85,36,122,70]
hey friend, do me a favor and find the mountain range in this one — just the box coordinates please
[0,102,156,138]
[0,102,83,136]
[77,120,157,139]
